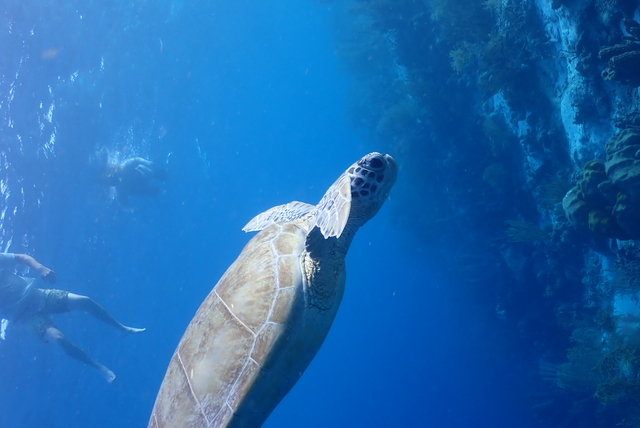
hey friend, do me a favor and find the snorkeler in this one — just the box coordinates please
[106,157,167,211]
[0,252,145,383]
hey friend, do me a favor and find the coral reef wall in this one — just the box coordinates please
[331,0,640,426]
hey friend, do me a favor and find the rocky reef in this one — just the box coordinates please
[331,0,640,426]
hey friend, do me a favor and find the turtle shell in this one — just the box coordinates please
[149,152,396,428]
[150,221,320,428]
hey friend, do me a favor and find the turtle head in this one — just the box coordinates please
[347,152,397,222]
[315,152,397,239]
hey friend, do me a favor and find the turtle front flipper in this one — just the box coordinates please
[243,201,315,232]
[314,173,352,239]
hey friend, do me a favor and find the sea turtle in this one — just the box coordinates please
[149,152,397,428]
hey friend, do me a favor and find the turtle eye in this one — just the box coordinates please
[368,157,384,169]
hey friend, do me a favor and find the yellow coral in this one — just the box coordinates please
[588,209,616,236]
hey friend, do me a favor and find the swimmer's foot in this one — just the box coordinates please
[120,326,146,337]
[97,364,116,383]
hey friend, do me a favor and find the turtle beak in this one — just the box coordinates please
[383,154,397,175]
[380,154,398,198]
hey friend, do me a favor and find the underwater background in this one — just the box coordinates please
[2,0,640,427]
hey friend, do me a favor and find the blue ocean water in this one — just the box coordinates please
[0,1,547,427]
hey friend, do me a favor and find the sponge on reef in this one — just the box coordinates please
[563,130,640,240]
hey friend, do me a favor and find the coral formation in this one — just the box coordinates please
[600,47,640,87]
[605,129,640,239]
[605,129,640,198]
[599,19,640,87]
[612,246,640,294]
[562,160,625,239]
[562,130,640,241]
[333,0,640,425]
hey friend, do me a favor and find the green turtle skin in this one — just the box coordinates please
[149,153,397,428]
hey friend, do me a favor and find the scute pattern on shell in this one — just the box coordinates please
[149,222,308,428]
[242,201,315,233]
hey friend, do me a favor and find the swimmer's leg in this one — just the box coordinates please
[135,164,153,176]
[133,158,154,168]
[67,293,145,336]
[44,327,116,383]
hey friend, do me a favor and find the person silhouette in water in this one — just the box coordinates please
[105,157,167,211]
[0,252,145,383]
